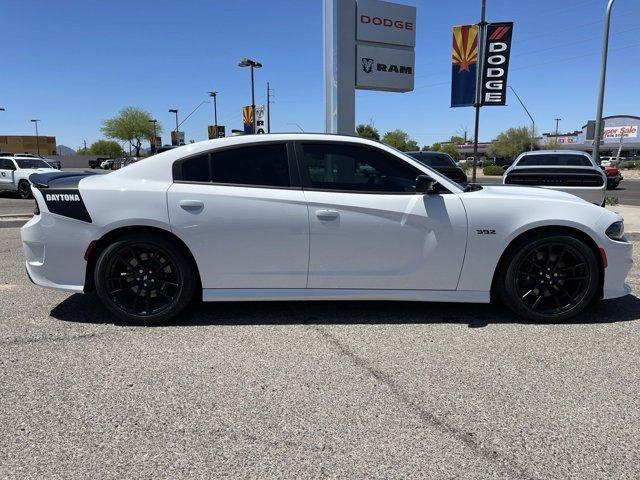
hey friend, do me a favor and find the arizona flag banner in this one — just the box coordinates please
[243,105,254,134]
[451,25,479,107]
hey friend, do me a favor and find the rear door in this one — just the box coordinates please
[297,141,468,290]
[0,159,16,189]
[167,142,310,289]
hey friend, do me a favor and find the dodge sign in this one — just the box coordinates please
[357,0,416,47]
[480,22,514,106]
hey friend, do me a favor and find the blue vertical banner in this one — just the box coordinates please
[451,25,478,108]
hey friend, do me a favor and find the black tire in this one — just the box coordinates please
[18,181,32,199]
[498,232,599,322]
[94,233,197,325]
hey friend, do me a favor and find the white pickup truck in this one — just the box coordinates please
[0,156,58,199]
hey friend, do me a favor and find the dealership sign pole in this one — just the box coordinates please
[324,0,416,135]
[451,1,513,183]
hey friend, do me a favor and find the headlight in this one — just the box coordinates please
[605,221,625,240]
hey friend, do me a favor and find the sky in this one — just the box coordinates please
[2,0,639,151]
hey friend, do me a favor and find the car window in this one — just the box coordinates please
[0,159,16,170]
[14,159,51,169]
[175,143,290,188]
[211,144,290,187]
[180,154,210,182]
[300,143,420,193]
[517,154,591,167]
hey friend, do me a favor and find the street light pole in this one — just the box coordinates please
[208,91,218,127]
[148,119,158,153]
[508,86,536,150]
[592,0,616,164]
[169,109,179,145]
[238,58,262,134]
[30,119,40,155]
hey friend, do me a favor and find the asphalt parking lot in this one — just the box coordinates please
[1,223,639,479]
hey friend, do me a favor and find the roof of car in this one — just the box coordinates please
[519,149,591,156]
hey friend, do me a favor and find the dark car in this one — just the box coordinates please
[406,151,468,184]
[46,159,62,169]
[89,157,111,169]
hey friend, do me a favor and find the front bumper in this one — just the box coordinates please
[21,211,98,292]
[601,238,633,300]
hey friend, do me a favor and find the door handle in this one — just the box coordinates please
[179,199,204,211]
[315,209,340,220]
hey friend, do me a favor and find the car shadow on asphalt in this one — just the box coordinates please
[50,293,640,328]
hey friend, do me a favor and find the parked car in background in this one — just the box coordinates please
[600,156,624,167]
[406,151,468,184]
[100,159,116,170]
[89,157,111,169]
[600,164,623,189]
[503,150,606,206]
[0,156,58,198]
[45,159,62,169]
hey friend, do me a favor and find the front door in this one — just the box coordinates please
[297,142,467,290]
[167,142,309,289]
[0,159,15,188]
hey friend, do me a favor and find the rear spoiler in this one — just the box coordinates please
[29,171,98,189]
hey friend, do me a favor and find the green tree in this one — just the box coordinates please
[87,140,124,158]
[382,129,418,151]
[440,143,460,160]
[450,135,465,145]
[101,107,162,157]
[356,123,380,141]
[487,126,535,160]
[427,143,442,152]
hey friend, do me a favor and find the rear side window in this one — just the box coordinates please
[180,154,210,182]
[407,152,456,168]
[518,154,592,167]
[174,143,290,188]
[211,144,290,187]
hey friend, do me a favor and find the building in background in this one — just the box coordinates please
[539,115,640,156]
[0,135,57,156]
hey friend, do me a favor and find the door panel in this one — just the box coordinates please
[304,191,467,290]
[168,183,309,288]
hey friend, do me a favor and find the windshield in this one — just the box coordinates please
[406,152,456,168]
[517,154,592,167]
[387,146,464,192]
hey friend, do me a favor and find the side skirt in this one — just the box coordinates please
[202,288,490,303]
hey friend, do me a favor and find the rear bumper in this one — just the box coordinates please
[21,211,98,292]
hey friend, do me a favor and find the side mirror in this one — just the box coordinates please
[415,174,437,194]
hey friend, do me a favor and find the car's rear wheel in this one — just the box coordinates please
[94,233,196,325]
[18,181,32,199]
[499,232,599,322]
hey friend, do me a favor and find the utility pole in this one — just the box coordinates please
[238,58,262,134]
[471,0,487,183]
[148,119,158,153]
[208,91,218,127]
[592,0,616,164]
[554,118,562,137]
[30,119,40,155]
[267,82,274,133]
[169,109,179,145]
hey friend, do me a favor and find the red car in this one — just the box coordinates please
[601,165,623,189]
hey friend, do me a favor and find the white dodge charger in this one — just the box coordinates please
[21,134,632,324]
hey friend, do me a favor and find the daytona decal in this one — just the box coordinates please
[42,189,92,223]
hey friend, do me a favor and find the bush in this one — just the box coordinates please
[459,161,471,172]
[605,196,619,206]
[483,165,504,176]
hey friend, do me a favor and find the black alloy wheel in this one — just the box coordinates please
[500,233,599,322]
[18,181,32,199]
[95,234,196,325]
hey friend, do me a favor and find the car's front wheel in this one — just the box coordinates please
[499,232,599,322]
[18,181,32,199]
[94,233,197,325]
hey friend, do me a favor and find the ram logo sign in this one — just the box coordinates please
[356,44,415,92]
